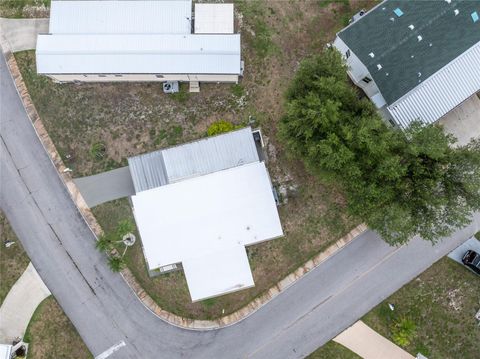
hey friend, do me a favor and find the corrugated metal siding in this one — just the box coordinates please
[128,127,259,193]
[36,34,241,75]
[128,151,168,193]
[49,0,192,34]
[162,127,259,183]
[388,42,480,128]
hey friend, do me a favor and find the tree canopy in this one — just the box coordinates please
[279,49,480,245]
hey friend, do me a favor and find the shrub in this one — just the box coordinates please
[207,120,240,136]
[90,141,106,160]
[391,317,416,347]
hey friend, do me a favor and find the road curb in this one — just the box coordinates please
[1,37,367,330]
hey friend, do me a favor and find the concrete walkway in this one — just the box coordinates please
[73,166,135,208]
[334,321,415,359]
[0,263,51,343]
[0,18,48,52]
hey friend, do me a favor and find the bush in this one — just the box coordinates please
[391,317,416,347]
[89,141,106,160]
[207,120,240,136]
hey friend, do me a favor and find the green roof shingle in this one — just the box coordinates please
[338,0,480,104]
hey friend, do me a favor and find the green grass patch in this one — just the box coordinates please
[0,212,30,305]
[24,296,92,359]
[236,0,277,59]
[362,257,480,358]
[307,341,360,359]
[171,83,191,104]
[231,84,245,98]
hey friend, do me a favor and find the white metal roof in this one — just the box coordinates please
[183,246,254,302]
[0,345,12,359]
[387,41,480,128]
[162,127,259,183]
[128,127,259,192]
[49,0,192,34]
[36,34,241,74]
[131,161,283,301]
[194,3,234,34]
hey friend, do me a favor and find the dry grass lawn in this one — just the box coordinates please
[0,211,30,305]
[363,257,480,359]
[24,297,92,359]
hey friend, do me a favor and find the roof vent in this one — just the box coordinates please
[393,8,404,17]
[377,64,383,70]
[408,24,415,30]
[454,9,459,16]
[472,11,479,22]
[418,72,422,77]
[429,43,433,47]
[369,52,375,58]
[417,35,423,42]
[411,55,415,58]
[445,0,451,3]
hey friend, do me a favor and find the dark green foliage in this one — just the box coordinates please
[280,49,480,245]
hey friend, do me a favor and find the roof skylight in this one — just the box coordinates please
[393,8,404,17]
[472,11,479,23]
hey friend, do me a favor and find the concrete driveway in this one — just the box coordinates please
[438,93,480,146]
[448,236,480,264]
[73,166,135,208]
[0,18,48,52]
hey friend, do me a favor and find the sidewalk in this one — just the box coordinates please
[334,321,415,359]
[0,263,51,343]
[0,18,48,52]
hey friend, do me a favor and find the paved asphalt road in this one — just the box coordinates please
[1,51,479,359]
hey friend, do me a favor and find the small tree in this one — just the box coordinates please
[280,49,480,245]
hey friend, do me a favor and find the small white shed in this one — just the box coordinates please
[194,3,234,34]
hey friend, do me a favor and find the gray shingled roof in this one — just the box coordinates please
[128,127,259,193]
[338,0,480,104]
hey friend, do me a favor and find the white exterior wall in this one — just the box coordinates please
[46,73,239,83]
[333,37,386,107]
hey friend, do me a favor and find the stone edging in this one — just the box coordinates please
[0,35,367,330]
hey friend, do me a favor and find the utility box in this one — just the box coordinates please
[163,81,179,94]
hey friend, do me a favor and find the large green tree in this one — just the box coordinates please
[280,49,480,244]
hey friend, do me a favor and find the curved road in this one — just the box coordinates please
[1,51,479,359]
